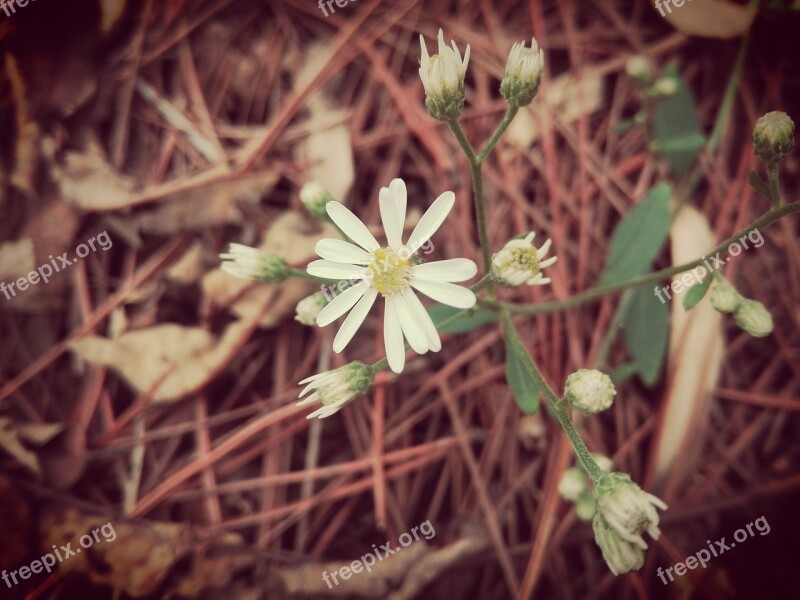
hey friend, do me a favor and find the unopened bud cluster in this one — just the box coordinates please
[710,281,773,338]
[558,454,613,522]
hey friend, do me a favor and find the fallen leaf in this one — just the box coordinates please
[657,0,756,38]
[0,418,63,476]
[652,204,724,480]
[165,241,204,283]
[54,140,137,211]
[0,237,35,282]
[507,69,603,149]
[204,211,338,327]
[69,320,250,403]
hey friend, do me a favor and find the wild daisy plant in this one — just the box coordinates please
[219,34,800,576]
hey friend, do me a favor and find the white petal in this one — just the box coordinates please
[394,292,429,354]
[389,178,407,225]
[537,238,552,258]
[307,259,366,281]
[315,239,373,264]
[401,287,441,352]
[333,287,378,352]
[540,256,557,268]
[411,278,476,309]
[412,258,477,283]
[316,281,369,326]
[406,191,455,252]
[384,295,406,373]
[379,187,403,252]
[326,202,380,252]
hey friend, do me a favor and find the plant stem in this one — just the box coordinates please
[477,106,519,164]
[288,268,336,285]
[767,162,781,209]
[484,201,800,315]
[499,310,603,481]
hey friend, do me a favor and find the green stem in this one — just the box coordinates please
[288,268,336,285]
[499,310,603,481]
[767,162,781,209]
[477,106,519,164]
[485,201,800,315]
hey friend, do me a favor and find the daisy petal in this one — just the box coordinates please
[379,187,403,252]
[384,295,406,373]
[326,201,380,252]
[316,281,369,327]
[307,259,366,281]
[412,258,477,283]
[333,288,378,352]
[401,287,441,351]
[406,191,455,252]
[411,278,476,309]
[395,292,429,354]
[389,178,407,226]
[315,239,373,264]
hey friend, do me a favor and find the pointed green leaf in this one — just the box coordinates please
[748,170,771,199]
[683,274,714,310]
[599,183,672,285]
[503,333,540,414]
[427,304,496,334]
[622,286,669,386]
[653,64,705,176]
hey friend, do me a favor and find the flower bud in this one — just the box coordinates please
[593,472,667,550]
[753,111,795,164]
[592,453,613,473]
[220,243,290,283]
[297,362,374,419]
[575,494,597,522]
[558,467,586,501]
[649,76,678,97]
[500,38,544,107]
[563,369,616,413]
[624,55,653,85]
[300,181,334,221]
[491,232,557,287]
[295,292,328,326]
[419,29,470,121]
[710,281,741,314]
[592,513,645,575]
[733,299,773,338]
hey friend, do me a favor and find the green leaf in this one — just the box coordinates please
[653,65,705,176]
[748,170,771,199]
[683,274,713,310]
[503,334,540,413]
[599,183,672,285]
[622,286,669,386]
[427,304,496,334]
[608,363,639,383]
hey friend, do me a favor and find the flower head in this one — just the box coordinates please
[491,232,556,287]
[500,38,544,107]
[558,467,587,501]
[593,472,667,551]
[624,55,653,84]
[297,361,374,419]
[220,243,289,282]
[575,494,597,522]
[300,181,335,221]
[733,299,773,338]
[564,369,616,413]
[592,513,645,575]
[307,178,477,374]
[592,453,614,473]
[650,76,678,97]
[419,29,470,121]
[295,292,328,326]
[753,111,795,164]
[710,281,741,314]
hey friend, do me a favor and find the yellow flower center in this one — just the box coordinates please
[507,247,539,275]
[368,247,412,296]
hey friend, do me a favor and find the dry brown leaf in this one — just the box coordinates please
[55,141,137,211]
[165,241,204,283]
[507,69,603,149]
[69,320,249,403]
[294,42,354,202]
[132,173,277,235]
[652,204,724,480]
[0,237,35,282]
[0,418,63,476]
[204,211,337,327]
[657,0,756,38]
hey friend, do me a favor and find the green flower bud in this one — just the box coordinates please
[753,111,795,164]
[500,38,544,107]
[624,55,653,85]
[564,369,616,413]
[733,299,773,338]
[295,292,328,326]
[300,181,334,221]
[592,513,645,575]
[575,494,597,522]
[419,29,470,121]
[558,467,587,501]
[710,281,742,314]
[220,243,290,283]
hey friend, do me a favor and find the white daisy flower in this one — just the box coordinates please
[419,29,470,121]
[220,243,289,282]
[500,38,544,106]
[593,472,667,550]
[491,232,557,287]
[297,362,373,419]
[307,178,478,374]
